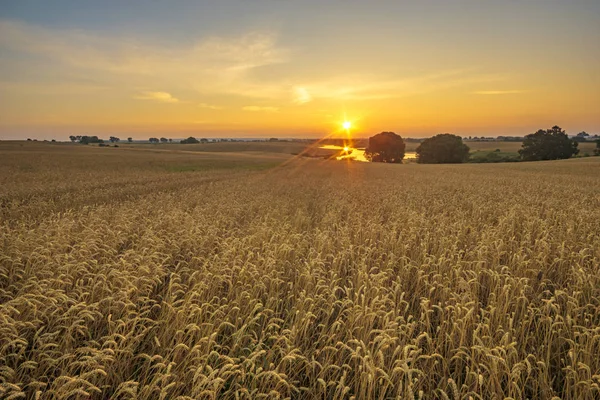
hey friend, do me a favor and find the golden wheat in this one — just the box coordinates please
[0,143,599,399]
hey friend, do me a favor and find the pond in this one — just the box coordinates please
[319,145,417,162]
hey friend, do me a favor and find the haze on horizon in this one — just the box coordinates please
[1,0,599,140]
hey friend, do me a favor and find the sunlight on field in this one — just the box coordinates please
[319,144,417,161]
[1,142,599,399]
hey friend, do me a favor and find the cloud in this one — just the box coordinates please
[472,90,525,95]
[0,19,289,99]
[242,106,279,112]
[296,69,507,101]
[134,91,179,103]
[198,103,223,110]
[0,19,513,109]
[293,86,312,104]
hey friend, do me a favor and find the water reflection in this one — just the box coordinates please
[319,145,416,162]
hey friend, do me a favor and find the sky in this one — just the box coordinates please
[0,0,599,140]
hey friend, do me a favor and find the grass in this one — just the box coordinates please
[468,150,521,163]
[1,141,599,399]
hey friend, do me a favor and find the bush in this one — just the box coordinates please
[416,134,470,164]
[181,137,200,144]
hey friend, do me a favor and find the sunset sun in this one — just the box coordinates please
[342,121,351,130]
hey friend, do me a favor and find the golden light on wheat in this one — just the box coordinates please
[0,142,599,399]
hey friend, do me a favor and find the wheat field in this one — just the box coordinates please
[1,142,599,399]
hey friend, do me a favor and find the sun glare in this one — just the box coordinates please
[342,121,351,130]
[343,146,349,152]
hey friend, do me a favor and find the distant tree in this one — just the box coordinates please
[573,131,589,142]
[200,138,209,143]
[27,138,32,141]
[519,126,579,161]
[109,136,120,143]
[269,138,279,142]
[149,137,160,143]
[160,137,168,143]
[79,136,102,145]
[127,137,133,143]
[416,134,470,164]
[181,136,200,144]
[364,132,406,163]
[69,135,77,142]
[51,139,56,142]
[168,138,172,143]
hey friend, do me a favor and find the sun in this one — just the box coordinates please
[343,146,349,152]
[342,121,351,130]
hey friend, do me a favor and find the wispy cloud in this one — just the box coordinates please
[134,91,179,103]
[296,69,507,101]
[242,106,279,112]
[0,19,289,99]
[472,90,526,95]
[293,87,312,104]
[198,103,223,110]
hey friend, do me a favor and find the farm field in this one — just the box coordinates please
[1,142,600,399]
[122,139,598,159]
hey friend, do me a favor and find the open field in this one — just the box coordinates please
[122,140,599,159]
[1,142,599,399]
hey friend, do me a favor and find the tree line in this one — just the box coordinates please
[364,126,593,164]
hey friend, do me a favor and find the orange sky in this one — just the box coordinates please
[1,1,599,140]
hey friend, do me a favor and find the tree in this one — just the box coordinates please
[109,136,120,143]
[518,126,579,161]
[181,136,200,144]
[364,132,406,163]
[149,137,159,143]
[69,135,77,142]
[168,138,172,143]
[200,138,209,143]
[79,136,102,145]
[127,137,133,143]
[574,131,590,142]
[416,134,470,164]
[160,137,168,143]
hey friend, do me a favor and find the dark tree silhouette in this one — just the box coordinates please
[574,131,590,142]
[160,137,168,143]
[181,137,200,144]
[127,137,133,143]
[416,134,470,164]
[69,135,77,142]
[519,126,579,161]
[364,132,406,163]
[109,136,120,143]
[79,136,102,145]
[149,137,160,143]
